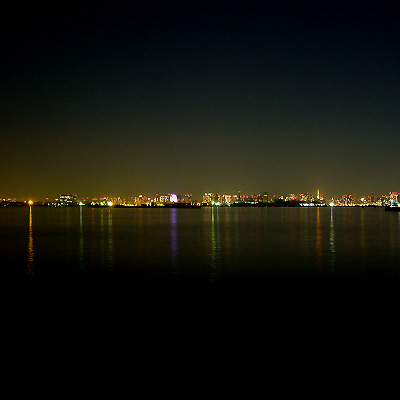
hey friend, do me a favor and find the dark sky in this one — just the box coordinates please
[1,1,399,201]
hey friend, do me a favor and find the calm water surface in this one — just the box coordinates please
[1,206,400,290]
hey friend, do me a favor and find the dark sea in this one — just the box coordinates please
[3,205,399,368]
[2,205,399,293]
[2,205,400,314]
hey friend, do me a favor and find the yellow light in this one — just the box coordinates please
[107,201,113,206]
[28,200,33,206]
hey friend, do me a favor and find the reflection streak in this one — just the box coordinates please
[329,207,335,276]
[108,209,114,270]
[91,207,96,263]
[210,207,219,282]
[360,208,365,259]
[27,206,34,277]
[79,205,84,269]
[170,209,178,272]
[100,209,105,265]
[315,207,322,267]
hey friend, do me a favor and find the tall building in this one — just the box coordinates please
[389,192,399,204]
[262,192,268,203]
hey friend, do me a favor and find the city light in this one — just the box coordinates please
[0,190,398,209]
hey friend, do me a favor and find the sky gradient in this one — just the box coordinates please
[1,1,399,201]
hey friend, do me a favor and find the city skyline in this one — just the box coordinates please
[1,2,399,200]
[1,188,398,206]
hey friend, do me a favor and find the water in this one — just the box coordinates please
[2,206,399,291]
[4,204,400,355]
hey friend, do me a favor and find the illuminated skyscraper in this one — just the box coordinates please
[262,192,268,203]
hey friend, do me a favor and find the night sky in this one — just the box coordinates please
[1,1,399,201]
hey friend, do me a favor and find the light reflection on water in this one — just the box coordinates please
[170,208,178,273]
[108,209,113,270]
[360,208,365,258]
[329,207,335,276]
[100,209,104,265]
[315,207,322,268]
[210,207,220,282]
[26,206,34,278]
[3,206,398,285]
[79,205,84,269]
[91,207,96,265]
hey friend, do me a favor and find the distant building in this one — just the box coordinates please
[57,194,77,206]
[221,194,232,204]
[157,195,170,204]
[203,193,214,204]
[389,192,399,204]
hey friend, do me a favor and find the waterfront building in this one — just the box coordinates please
[203,193,214,204]
[57,194,77,206]
[389,192,399,204]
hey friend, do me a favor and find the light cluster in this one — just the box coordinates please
[1,191,399,207]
